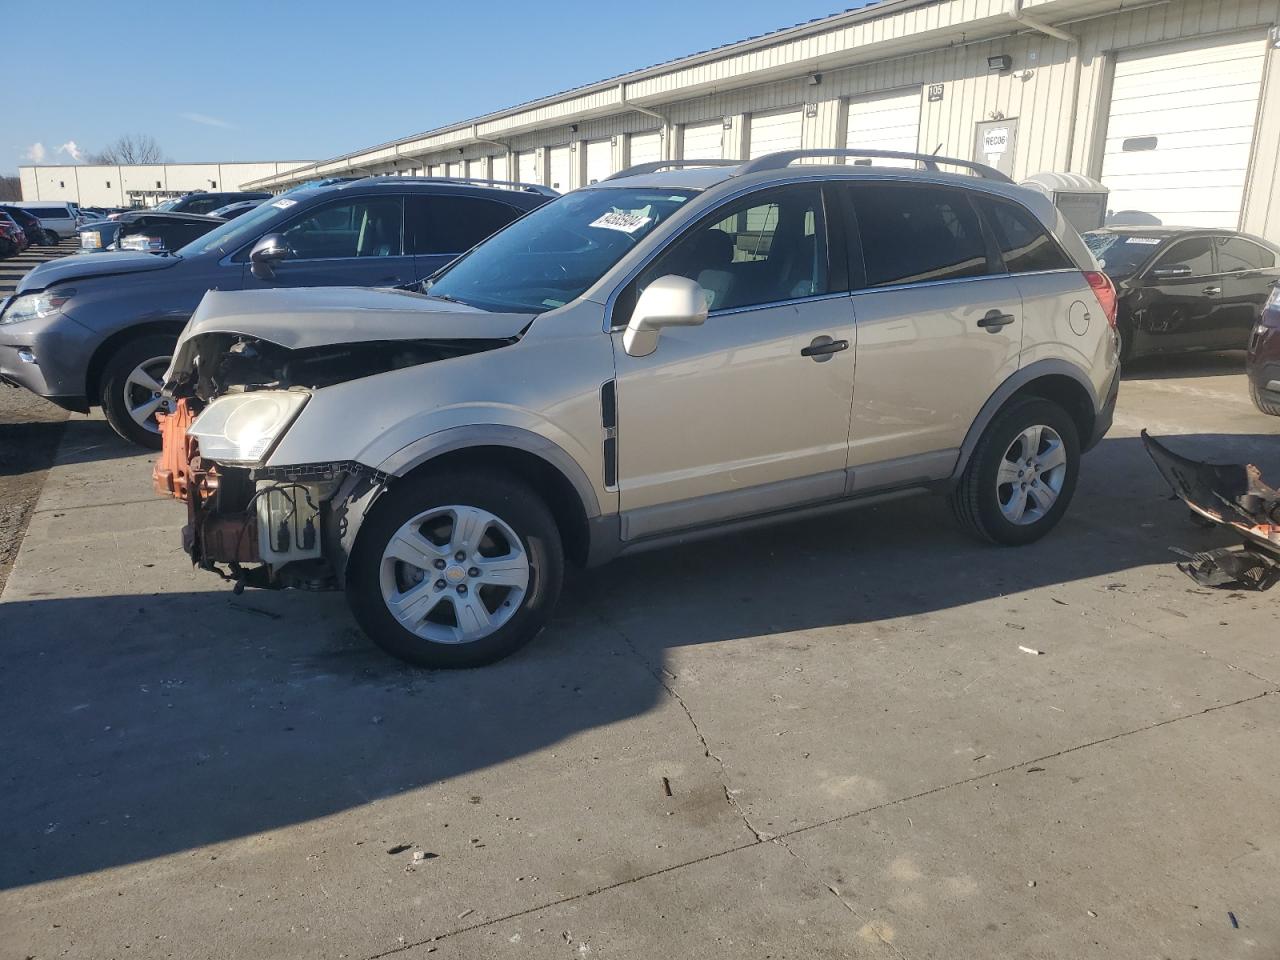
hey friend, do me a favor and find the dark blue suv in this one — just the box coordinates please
[0,178,555,446]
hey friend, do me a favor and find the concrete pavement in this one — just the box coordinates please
[1,352,1278,959]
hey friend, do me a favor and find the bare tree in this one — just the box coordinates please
[0,175,21,201]
[89,134,167,165]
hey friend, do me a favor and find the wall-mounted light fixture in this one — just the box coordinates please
[987,54,1012,72]
[569,123,579,133]
[807,72,823,85]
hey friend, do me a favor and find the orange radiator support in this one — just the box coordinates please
[153,399,200,500]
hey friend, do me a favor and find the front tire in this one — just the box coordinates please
[99,333,177,449]
[1250,379,1280,417]
[950,397,1081,546]
[347,471,564,668]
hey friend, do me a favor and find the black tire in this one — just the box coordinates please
[1116,314,1135,365]
[98,333,177,449]
[43,230,59,245]
[1250,379,1280,417]
[347,471,564,668]
[0,238,14,259]
[949,397,1081,546]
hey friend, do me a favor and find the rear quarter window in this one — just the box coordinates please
[850,183,991,287]
[979,197,1074,273]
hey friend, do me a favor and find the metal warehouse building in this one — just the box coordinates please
[18,161,314,208]
[248,0,1280,243]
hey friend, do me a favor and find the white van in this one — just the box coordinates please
[9,202,80,241]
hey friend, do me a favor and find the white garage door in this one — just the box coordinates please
[516,151,538,186]
[586,139,613,185]
[629,131,662,166]
[466,158,486,181]
[446,162,463,180]
[1100,33,1265,229]
[748,108,803,159]
[428,164,443,178]
[846,89,921,166]
[548,145,573,193]
[683,120,723,160]
[491,154,509,184]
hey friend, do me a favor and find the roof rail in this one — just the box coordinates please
[604,159,741,181]
[354,175,560,197]
[735,149,1013,183]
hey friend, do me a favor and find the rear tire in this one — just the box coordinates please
[1250,379,1280,417]
[99,333,177,449]
[950,397,1081,546]
[347,471,564,668]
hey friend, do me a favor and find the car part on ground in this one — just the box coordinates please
[1142,430,1280,590]
[151,151,1119,668]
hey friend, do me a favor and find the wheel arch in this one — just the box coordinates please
[84,320,188,405]
[952,361,1099,482]
[376,429,603,569]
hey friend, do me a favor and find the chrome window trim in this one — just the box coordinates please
[704,290,854,320]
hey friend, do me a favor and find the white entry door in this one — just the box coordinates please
[548,145,573,193]
[585,139,613,184]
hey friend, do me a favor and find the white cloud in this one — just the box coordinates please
[57,140,84,162]
[181,112,234,129]
[23,142,46,163]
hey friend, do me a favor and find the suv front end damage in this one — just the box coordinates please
[153,287,534,593]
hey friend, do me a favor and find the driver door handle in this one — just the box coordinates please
[977,310,1016,331]
[800,336,849,361]
[1202,285,1221,296]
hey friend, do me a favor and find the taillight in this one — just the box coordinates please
[1084,270,1117,329]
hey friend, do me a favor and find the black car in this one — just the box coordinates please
[155,191,272,215]
[1085,227,1280,362]
[0,205,56,245]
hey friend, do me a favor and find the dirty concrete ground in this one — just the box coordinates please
[0,237,76,595]
[1,351,1278,959]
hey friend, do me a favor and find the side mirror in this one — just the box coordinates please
[622,275,709,358]
[249,233,289,279]
[1150,263,1193,281]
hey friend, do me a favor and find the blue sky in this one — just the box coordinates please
[5,0,856,172]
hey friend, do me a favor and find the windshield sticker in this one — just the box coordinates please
[590,211,652,234]
[1126,236,1161,245]
[271,198,298,210]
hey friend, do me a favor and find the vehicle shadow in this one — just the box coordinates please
[0,431,1273,890]
[1122,351,1247,382]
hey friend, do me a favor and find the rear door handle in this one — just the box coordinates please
[977,310,1016,331]
[800,336,850,361]
[1202,285,1222,296]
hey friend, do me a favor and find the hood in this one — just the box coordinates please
[17,249,181,292]
[166,287,536,394]
[178,286,535,353]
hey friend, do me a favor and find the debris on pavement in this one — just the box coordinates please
[1229,911,1240,929]
[1143,431,1280,591]
[1019,646,1043,655]
[386,844,411,855]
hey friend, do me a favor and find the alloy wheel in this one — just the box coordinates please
[996,424,1068,525]
[122,356,173,434]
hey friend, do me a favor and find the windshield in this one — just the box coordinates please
[1084,231,1166,278]
[153,199,178,211]
[176,196,303,257]
[425,187,696,313]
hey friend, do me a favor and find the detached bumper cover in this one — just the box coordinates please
[1142,430,1280,590]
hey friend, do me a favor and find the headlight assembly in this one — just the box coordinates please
[188,391,309,465]
[1,289,74,325]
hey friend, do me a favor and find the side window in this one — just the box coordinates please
[184,196,222,215]
[635,184,829,313]
[1217,237,1275,272]
[408,195,522,255]
[1152,237,1215,277]
[980,197,1074,273]
[280,197,403,260]
[851,184,990,286]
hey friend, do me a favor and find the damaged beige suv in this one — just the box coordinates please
[159,151,1120,667]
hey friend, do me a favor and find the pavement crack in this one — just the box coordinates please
[591,605,767,843]
[774,836,911,960]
